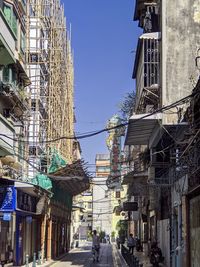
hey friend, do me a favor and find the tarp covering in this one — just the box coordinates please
[48,150,66,174]
[32,174,52,190]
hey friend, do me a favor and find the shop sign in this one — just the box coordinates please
[3,212,11,221]
[0,186,15,211]
[123,202,138,211]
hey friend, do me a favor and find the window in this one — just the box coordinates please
[3,4,12,25]
[3,3,18,36]
[29,146,37,156]
[2,65,16,85]
[116,191,121,199]
[31,100,36,111]
[12,11,17,35]
[2,66,10,83]
[21,31,26,53]
[96,166,110,173]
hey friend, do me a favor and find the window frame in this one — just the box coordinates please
[3,2,18,38]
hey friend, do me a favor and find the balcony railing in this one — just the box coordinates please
[134,32,161,113]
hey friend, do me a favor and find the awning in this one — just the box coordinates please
[122,170,148,185]
[125,113,162,145]
[48,160,90,196]
[127,177,148,197]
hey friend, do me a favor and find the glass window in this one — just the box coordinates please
[3,66,10,83]
[21,31,26,53]
[12,11,17,36]
[96,166,110,173]
[3,4,12,25]
[3,4,18,36]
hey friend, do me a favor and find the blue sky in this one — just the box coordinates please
[63,0,141,168]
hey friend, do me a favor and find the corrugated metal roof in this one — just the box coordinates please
[125,113,162,145]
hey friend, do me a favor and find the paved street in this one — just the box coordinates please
[50,243,114,267]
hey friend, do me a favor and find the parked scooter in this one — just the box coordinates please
[150,242,164,267]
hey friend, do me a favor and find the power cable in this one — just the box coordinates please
[0,91,198,144]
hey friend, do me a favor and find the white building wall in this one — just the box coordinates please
[92,177,112,236]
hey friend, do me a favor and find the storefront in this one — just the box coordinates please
[0,186,16,264]
[0,182,48,266]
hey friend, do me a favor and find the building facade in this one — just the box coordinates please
[92,154,112,236]
[124,1,200,266]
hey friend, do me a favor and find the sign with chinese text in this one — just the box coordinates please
[0,186,15,211]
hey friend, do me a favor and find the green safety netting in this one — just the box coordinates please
[48,149,67,173]
[32,150,66,191]
[32,174,52,190]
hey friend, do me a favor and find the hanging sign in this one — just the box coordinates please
[0,186,15,211]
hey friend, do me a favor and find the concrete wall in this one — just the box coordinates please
[157,219,170,267]
[162,0,200,124]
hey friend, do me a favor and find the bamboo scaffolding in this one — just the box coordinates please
[26,0,74,181]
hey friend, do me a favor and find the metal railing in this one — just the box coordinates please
[121,245,142,267]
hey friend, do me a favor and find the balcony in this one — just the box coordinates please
[133,32,161,113]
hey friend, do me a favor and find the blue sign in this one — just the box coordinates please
[0,186,15,211]
[3,213,11,221]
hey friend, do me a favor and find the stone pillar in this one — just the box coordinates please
[47,219,52,261]
[41,214,47,261]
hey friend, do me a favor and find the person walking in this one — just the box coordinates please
[127,233,135,255]
[92,230,100,262]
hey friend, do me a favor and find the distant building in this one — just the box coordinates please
[92,154,112,235]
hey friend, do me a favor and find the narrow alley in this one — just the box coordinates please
[28,243,115,267]
[0,0,200,267]
[52,243,114,267]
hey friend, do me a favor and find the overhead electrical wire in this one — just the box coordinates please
[0,90,198,144]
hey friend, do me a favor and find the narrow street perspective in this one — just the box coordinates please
[48,243,114,267]
[0,0,200,267]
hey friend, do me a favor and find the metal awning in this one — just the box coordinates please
[48,160,90,196]
[125,113,162,145]
[122,170,148,185]
[127,178,148,197]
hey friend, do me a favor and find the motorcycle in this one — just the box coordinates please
[150,242,164,267]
